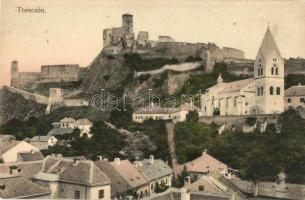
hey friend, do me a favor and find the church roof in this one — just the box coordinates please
[219,78,254,94]
[257,26,282,60]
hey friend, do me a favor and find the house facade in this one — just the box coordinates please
[134,155,173,194]
[284,83,305,111]
[132,102,200,123]
[48,117,93,138]
[28,136,58,150]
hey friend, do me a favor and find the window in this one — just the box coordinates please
[74,190,80,199]
[151,184,154,190]
[270,87,274,95]
[165,177,168,184]
[275,67,278,75]
[199,186,205,191]
[257,68,260,76]
[287,98,291,103]
[261,68,263,75]
[261,87,264,95]
[271,67,274,75]
[98,190,104,199]
[276,87,280,95]
[257,87,260,96]
[300,98,305,103]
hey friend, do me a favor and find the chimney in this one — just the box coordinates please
[97,156,103,160]
[202,148,207,156]
[277,172,286,185]
[149,155,154,164]
[73,158,80,166]
[184,176,191,186]
[181,188,190,200]
[114,158,121,165]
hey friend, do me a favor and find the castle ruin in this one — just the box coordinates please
[102,14,247,72]
[10,60,86,89]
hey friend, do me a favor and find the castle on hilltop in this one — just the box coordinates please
[201,26,284,116]
[102,14,248,72]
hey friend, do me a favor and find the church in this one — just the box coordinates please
[201,27,284,116]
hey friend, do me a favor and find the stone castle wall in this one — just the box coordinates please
[11,63,83,89]
[4,86,49,105]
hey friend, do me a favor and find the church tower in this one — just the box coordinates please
[254,26,284,114]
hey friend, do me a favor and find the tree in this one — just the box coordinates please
[186,111,199,122]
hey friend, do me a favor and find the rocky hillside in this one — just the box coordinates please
[81,52,133,97]
[0,87,46,125]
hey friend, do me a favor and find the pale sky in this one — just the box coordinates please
[1,0,305,85]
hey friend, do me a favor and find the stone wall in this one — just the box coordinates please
[223,47,245,59]
[11,63,83,89]
[199,114,279,130]
[4,86,49,105]
[135,42,207,61]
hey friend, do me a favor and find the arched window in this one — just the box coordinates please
[270,87,274,95]
[271,67,274,75]
[261,86,264,95]
[257,68,260,76]
[261,68,263,76]
[276,87,280,95]
[257,87,260,96]
[275,67,279,75]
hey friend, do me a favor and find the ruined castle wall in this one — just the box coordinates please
[11,72,40,88]
[223,47,245,59]
[63,99,89,107]
[4,86,49,105]
[136,42,207,61]
[39,65,80,83]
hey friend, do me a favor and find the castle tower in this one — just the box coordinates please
[122,13,133,35]
[254,26,284,114]
[10,60,19,87]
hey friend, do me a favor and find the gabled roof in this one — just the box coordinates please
[219,78,254,94]
[18,151,44,162]
[30,135,54,142]
[134,106,178,114]
[59,117,76,123]
[0,160,44,179]
[110,159,148,188]
[184,151,228,174]
[76,118,93,126]
[256,26,282,60]
[95,160,131,195]
[285,85,305,97]
[47,127,74,136]
[0,141,21,155]
[40,157,110,186]
[0,175,50,199]
[136,159,173,181]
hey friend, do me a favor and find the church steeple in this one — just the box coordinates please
[257,26,282,60]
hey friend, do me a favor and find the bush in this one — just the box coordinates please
[124,53,180,71]
[245,117,257,126]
